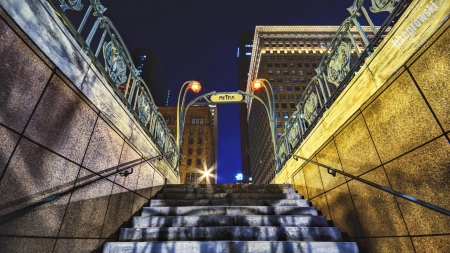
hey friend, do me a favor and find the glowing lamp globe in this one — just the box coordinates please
[252,80,262,91]
[189,81,201,93]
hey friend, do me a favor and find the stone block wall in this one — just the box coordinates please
[0,7,166,252]
[285,16,450,253]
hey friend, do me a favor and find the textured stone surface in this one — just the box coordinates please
[0,139,79,215]
[326,184,363,238]
[132,195,149,216]
[59,173,113,237]
[0,125,20,177]
[53,239,99,253]
[115,143,142,190]
[348,168,408,237]
[25,75,97,164]
[0,16,52,133]
[292,170,308,199]
[384,136,450,234]
[142,206,318,216]
[316,140,346,191]
[0,195,69,236]
[409,25,450,131]
[135,162,156,199]
[362,71,442,163]
[310,193,330,220]
[412,235,450,253]
[364,237,414,253]
[81,118,123,176]
[150,199,309,207]
[101,184,135,238]
[334,114,381,176]
[303,159,324,198]
[0,237,55,253]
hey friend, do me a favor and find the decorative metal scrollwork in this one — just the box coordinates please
[288,123,300,148]
[138,93,151,125]
[326,41,352,86]
[370,0,399,13]
[303,92,318,124]
[59,0,83,11]
[103,41,127,85]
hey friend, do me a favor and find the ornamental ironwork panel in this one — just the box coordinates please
[303,91,318,125]
[138,93,151,125]
[103,41,127,85]
[370,0,400,13]
[326,41,352,86]
[58,0,83,11]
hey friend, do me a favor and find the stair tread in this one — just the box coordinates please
[150,199,308,207]
[141,206,318,216]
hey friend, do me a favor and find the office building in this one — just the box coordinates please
[247,26,373,184]
[159,103,218,184]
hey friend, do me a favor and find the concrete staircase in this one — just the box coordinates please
[103,184,359,253]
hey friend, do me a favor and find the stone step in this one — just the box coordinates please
[104,241,359,253]
[132,215,328,228]
[119,226,343,242]
[161,186,296,194]
[155,193,302,200]
[141,206,318,216]
[149,199,309,207]
[164,184,293,189]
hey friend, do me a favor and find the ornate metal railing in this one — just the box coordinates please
[275,0,410,171]
[47,0,178,173]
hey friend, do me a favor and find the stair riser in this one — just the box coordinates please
[150,199,308,207]
[161,188,296,194]
[141,206,318,216]
[132,215,328,228]
[104,241,359,253]
[164,184,293,189]
[155,193,302,200]
[119,227,343,242]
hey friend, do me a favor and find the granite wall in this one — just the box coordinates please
[0,6,166,253]
[280,7,450,253]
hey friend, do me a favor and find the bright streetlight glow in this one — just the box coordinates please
[189,81,202,93]
[251,80,262,91]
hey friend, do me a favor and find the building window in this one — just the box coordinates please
[191,174,195,184]
[268,70,274,75]
[303,56,307,60]
[272,85,277,90]
[190,128,195,134]
[286,86,292,91]
[275,63,280,67]
[282,63,287,67]
[290,103,296,108]
[289,63,295,67]
[187,159,192,165]
[299,70,304,75]
[276,70,281,75]
[267,56,271,61]
[295,56,300,60]
[310,56,315,60]
[277,122,282,128]
[275,103,279,108]
[197,148,202,155]
[280,94,286,99]
[276,112,280,118]
[267,63,273,67]
[288,94,294,99]
[293,78,298,83]
[269,78,275,82]
[294,86,300,91]
[285,78,290,83]
[185,173,190,184]
[196,159,202,165]
[297,63,303,67]
[274,56,279,60]
[281,56,286,61]
[288,56,293,60]
[291,70,296,75]
[305,63,310,67]
[283,112,289,119]
[198,137,202,144]
[306,70,312,75]
[281,103,287,108]
[274,94,278,100]
[277,78,282,83]
[296,94,302,99]
[199,128,204,134]
[283,70,289,75]
[196,173,201,184]
[188,148,193,155]
[279,86,284,91]
[312,63,318,67]
[200,119,204,124]
[191,119,195,124]
[188,138,194,144]
[301,78,306,83]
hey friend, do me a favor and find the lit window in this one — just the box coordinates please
[288,56,293,60]
[276,70,281,75]
[286,86,292,91]
[289,63,295,67]
[301,78,306,83]
[276,112,280,118]
[299,70,304,75]
[281,56,286,61]
[246,52,252,56]
[200,119,204,124]
[283,112,289,119]
[285,78,291,83]
[279,86,284,91]
[268,70,274,75]
[269,78,275,82]
[185,173,190,184]
[272,86,276,91]
[291,70,296,75]
[293,78,298,83]
[277,122,282,128]
[267,56,271,61]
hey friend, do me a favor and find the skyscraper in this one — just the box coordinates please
[158,103,218,184]
[131,48,170,106]
[237,31,254,184]
[246,26,373,184]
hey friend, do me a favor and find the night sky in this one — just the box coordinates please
[89,0,387,183]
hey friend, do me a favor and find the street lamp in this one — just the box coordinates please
[176,81,202,170]
[250,78,279,169]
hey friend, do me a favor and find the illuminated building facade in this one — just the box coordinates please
[247,26,373,184]
[159,103,218,184]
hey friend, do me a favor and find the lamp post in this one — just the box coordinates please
[176,81,202,169]
[250,78,279,168]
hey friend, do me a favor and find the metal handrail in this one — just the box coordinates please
[46,0,178,173]
[286,152,450,217]
[275,0,411,171]
[0,152,172,226]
